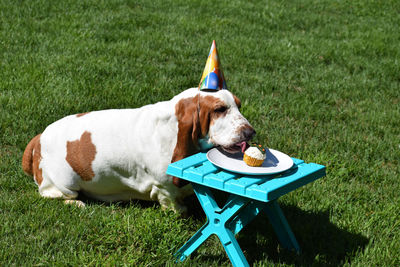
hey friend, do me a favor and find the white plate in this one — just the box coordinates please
[206,147,293,175]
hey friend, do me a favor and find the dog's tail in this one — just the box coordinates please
[22,134,41,176]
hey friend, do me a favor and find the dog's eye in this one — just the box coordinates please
[214,106,227,113]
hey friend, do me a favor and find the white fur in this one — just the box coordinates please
[35,88,253,212]
[208,92,252,148]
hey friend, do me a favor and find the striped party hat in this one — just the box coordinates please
[198,40,227,91]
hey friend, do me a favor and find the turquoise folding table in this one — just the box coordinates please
[166,152,326,267]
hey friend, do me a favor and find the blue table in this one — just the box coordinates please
[166,152,326,267]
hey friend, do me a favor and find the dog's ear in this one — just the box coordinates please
[191,95,212,145]
[172,95,216,187]
[171,97,200,187]
[232,94,241,109]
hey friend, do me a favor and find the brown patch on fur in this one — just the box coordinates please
[233,94,241,109]
[197,95,227,134]
[32,137,43,185]
[171,95,224,187]
[22,134,39,175]
[22,134,43,185]
[66,131,97,181]
[76,112,90,117]
[172,97,198,163]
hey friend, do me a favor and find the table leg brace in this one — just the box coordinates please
[229,199,300,253]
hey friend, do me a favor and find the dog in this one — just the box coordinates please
[22,88,255,213]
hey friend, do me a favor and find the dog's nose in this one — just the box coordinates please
[243,126,256,140]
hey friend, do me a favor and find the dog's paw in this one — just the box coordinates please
[64,199,86,208]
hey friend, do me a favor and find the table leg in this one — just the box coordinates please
[216,227,250,267]
[264,200,300,253]
[175,183,251,267]
[175,222,213,262]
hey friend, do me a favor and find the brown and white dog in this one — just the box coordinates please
[22,88,255,213]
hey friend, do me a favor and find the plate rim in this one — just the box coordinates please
[206,147,293,175]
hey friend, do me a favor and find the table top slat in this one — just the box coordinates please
[203,171,239,188]
[292,158,305,165]
[166,153,208,177]
[183,161,218,183]
[224,176,268,196]
[247,162,326,201]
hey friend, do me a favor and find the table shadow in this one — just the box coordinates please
[184,196,369,266]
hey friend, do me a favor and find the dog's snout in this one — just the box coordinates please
[243,125,256,140]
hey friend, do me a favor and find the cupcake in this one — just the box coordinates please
[243,143,266,167]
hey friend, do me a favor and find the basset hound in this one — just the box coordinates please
[22,88,255,213]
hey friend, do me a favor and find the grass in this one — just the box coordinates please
[1,0,399,265]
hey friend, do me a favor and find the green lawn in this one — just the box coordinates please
[1,0,399,265]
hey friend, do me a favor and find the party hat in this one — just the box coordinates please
[198,40,228,91]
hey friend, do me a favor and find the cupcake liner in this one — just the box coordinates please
[243,154,264,167]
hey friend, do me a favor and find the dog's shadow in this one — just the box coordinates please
[183,193,369,266]
[74,193,158,209]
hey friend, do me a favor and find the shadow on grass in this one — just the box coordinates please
[183,195,368,266]
[244,204,368,266]
[76,192,368,266]
[75,193,160,209]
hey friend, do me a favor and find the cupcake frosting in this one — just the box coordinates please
[244,146,266,160]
